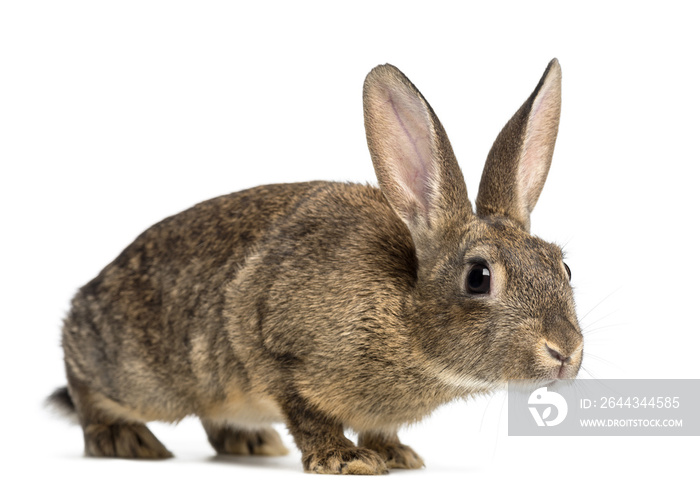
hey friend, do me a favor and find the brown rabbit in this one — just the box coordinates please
[48,59,583,474]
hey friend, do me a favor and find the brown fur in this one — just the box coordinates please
[50,60,582,474]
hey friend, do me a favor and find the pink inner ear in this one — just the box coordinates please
[383,86,436,213]
[388,95,431,184]
[518,81,560,211]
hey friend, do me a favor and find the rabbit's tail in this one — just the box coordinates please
[45,386,79,424]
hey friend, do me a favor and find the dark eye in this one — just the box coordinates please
[564,262,571,281]
[466,263,491,294]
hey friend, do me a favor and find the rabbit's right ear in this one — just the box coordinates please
[363,64,471,253]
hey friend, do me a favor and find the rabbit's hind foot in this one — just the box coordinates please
[65,377,173,459]
[201,420,289,456]
[83,422,173,459]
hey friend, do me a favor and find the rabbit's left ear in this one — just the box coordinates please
[476,59,562,232]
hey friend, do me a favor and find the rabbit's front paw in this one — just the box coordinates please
[358,432,424,469]
[303,446,388,475]
[373,442,424,469]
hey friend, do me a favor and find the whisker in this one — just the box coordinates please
[575,367,620,395]
[583,323,627,337]
[581,310,620,333]
[479,391,500,432]
[571,377,599,396]
[578,288,621,323]
[490,392,507,465]
[584,352,620,369]
[579,364,599,380]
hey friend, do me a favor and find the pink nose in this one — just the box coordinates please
[545,343,572,364]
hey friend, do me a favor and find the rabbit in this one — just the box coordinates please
[47,59,583,475]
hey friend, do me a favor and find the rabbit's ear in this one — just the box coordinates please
[363,64,471,245]
[476,59,562,232]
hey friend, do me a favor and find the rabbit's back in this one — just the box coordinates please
[62,181,338,420]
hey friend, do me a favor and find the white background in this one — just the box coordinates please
[1,1,698,492]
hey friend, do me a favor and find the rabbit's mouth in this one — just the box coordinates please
[554,363,578,380]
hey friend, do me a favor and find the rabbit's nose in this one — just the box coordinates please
[544,342,572,364]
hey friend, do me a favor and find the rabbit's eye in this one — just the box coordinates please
[466,264,491,294]
[564,262,571,281]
